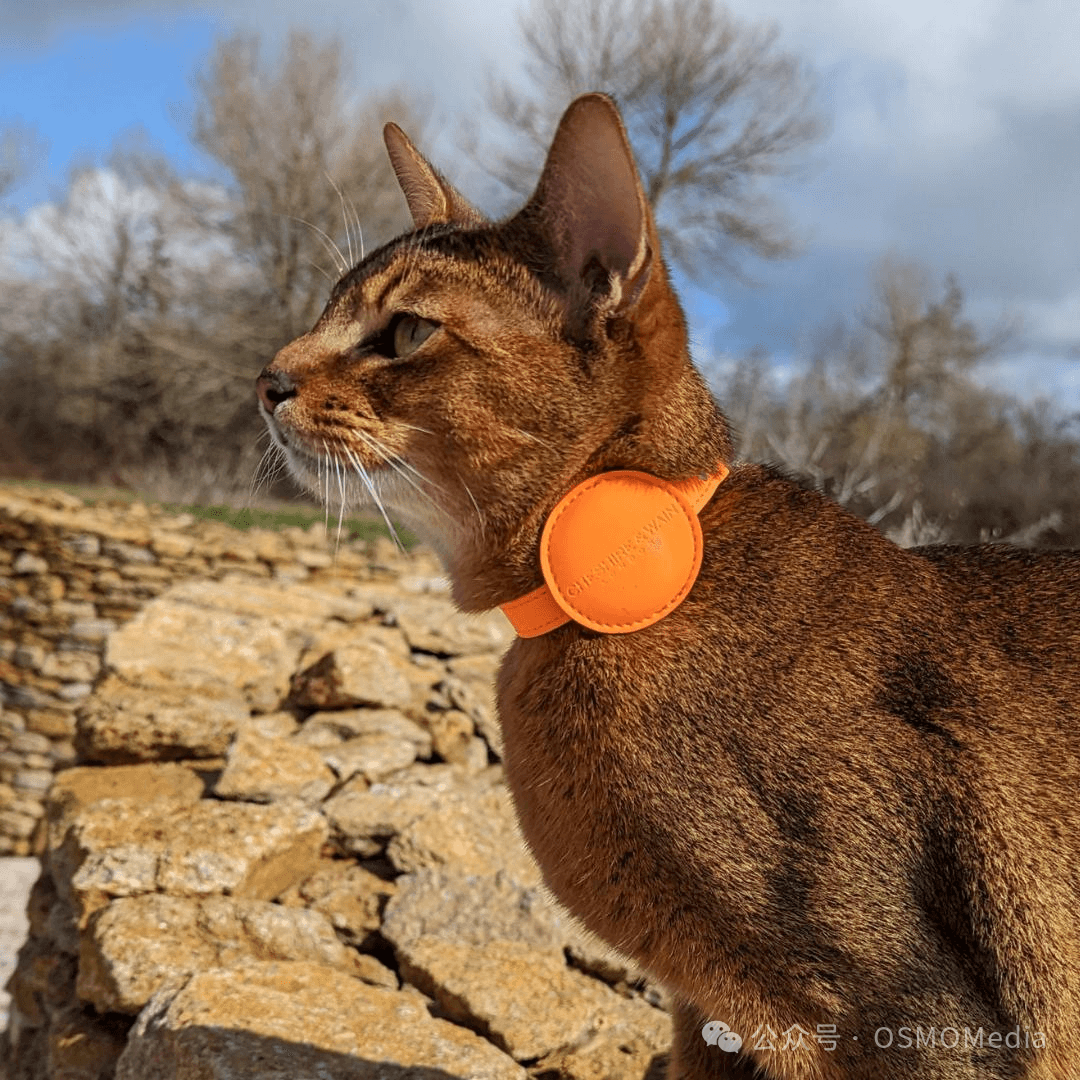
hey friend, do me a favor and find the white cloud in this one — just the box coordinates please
[0,167,239,297]
[3,0,1078,395]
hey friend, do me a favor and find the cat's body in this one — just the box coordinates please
[257,94,1080,1079]
[503,474,1080,1079]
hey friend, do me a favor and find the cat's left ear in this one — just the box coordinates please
[384,123,485,229]
[521,93,653,314]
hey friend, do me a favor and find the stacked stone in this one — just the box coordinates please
[2,489,673,1080]
[0,485,403,856]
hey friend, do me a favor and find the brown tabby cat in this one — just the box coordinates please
[256,93,1080,1079]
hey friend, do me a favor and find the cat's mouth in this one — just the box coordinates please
[262,409,452,549]
[263,408,375,470]
[268,420,387,489]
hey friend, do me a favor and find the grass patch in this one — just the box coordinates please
[169,502,418,546]
[1,476,417,547]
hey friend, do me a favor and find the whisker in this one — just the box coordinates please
[324,171,353,267]
[356,430,447,510]
[347,193,365,261]
[395,421,437,437]
[321,440,332,534]
[512,427,555,449]
[359,430,446,492]
[342,444,405,551]
[290,215,347,275]
[333,454,346,555]
[391,451,447,492]
[249,443,284,504]
[463,480,486,540]
[305,257,334,284]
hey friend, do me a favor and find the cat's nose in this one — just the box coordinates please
[256,368,297,413]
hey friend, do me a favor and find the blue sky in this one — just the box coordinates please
[1,0,1078,404]
[0,14,217,208]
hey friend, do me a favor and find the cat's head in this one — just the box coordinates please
[256,93,731,610]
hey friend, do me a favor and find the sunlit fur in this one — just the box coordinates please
[259,96,1080,1080]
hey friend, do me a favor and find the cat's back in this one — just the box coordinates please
[912,542,1080,666]
[699,463,1080,670]
[684,463,1080,773]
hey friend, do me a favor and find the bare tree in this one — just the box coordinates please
[0,161,256,485]
[475,0,825,280]
[0,122,45,202]
[863,257,1011,424]
[713,259,1061,545]
[0,31,429,498]
[189,30,426,342]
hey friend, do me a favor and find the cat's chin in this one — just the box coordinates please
[275,443,461,568]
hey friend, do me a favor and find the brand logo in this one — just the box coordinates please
[563,502,680,599]
[701,1021,743,1052]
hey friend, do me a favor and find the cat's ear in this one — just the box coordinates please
[523,93,652,313]
[383,123,485,229]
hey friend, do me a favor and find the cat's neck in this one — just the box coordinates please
[434,361,733,615]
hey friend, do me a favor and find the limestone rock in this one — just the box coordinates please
[320,733,420,784]
[240,712,299,739]
[115,961,527,1080]
[388,592,514,657]
[445,655,503,756]
[324,763,497,858]
[0,484,671,1080]
[277,859,396,947]
[296,707,431,754]
[427,708,479,765]
[214,726,335,803]
[150,531,196,559]
[383,868,568,957]
[105,584,298,710]
[294,621,410,670]
[46,762,206,851]
[74,676,249,764]
[566,932,646,988]
[103,578,373,713]
[53,797,327,926]
[288,643,420,713]
[146,576,374,631]
[339,583,514,656]
[387,783,540,884]
[399,939,668,1063]
[77,894,372,1013]
[533,1019,672,1080]
[14,551,49,575]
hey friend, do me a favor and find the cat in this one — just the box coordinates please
[256,93,1080,1079]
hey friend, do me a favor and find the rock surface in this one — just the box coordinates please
[0,486,670,1079]
[0,857,37,1034]
[115,962,528,1080]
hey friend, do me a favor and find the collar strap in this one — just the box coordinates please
[501,464,729,638]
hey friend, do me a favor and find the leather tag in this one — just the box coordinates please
[539,470,704,634]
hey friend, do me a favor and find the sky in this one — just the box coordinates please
[1,0,1078,404]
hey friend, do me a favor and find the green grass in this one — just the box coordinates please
[1,476,418,547]
[168,502,418,546]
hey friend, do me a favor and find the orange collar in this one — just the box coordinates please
[500,464,729,637]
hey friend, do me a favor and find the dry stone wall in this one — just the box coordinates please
[0,484,672,1079]
[0,484,421,855]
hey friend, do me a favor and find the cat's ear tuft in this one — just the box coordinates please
[523,93,652,313]
[384,123,485,229]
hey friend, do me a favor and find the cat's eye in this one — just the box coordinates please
[389,314,438,359]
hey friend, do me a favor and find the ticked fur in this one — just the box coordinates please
[258,95,1080,1079]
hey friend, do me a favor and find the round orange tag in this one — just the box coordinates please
[539,470,704,634]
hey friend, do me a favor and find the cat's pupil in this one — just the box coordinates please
[392,314,438,359]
